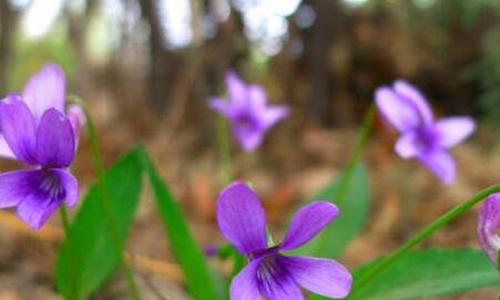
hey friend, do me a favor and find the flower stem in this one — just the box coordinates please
[352,183,500,294]
[334,104,376,207]
[67,96,142,300]
[309,105,375,257]
[58,205,78,300]
[217,116,232,186]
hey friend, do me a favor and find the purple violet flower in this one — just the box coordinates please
[210,72,289,152]
[375,80,476,184]
[477,193,500,266]
[217,181,352,299]
[0,64,83,230]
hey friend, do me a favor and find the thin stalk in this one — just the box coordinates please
[332,105,376,207]
[311,105,375,256]
[68,96,142,300]
[59,205,72,237]
[59,205,78,300]
[215,113,234,300]
[217,116,232,186]
[352,184,500,294]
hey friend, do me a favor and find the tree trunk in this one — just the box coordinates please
[138,0,175,115]
[306,0,345,124]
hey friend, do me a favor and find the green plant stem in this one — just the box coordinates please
[352,184,500,294]
[59,204,71,236]
[334,104,376,207]
[310,105,375,257]
[216,116,232,186]
[59,205,78,300]
[68,96,142,300]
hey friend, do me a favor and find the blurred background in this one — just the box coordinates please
[1,0,500,299]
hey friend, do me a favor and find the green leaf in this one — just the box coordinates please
[139,148,221,300]
[55,149,143,300]
[294,163,370,258]
[348,248,500,300]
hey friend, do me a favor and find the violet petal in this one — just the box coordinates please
[248,85,267,108]
[50,168,79,208]
[280,201,339,251]
[262,106,289,130]
[393,80,433,124]
[435,117,475,148]
[17,194,63,230]
[12,169,68,230]
[226,71,248,107]
[0,134,16,159]
[282,255,352,298]
[375,87,420,132]
[232,125,264,152]
[0,94,38,165]
[230,257,263,300]
[258,256,304,300]
[395,132,420,159]
[22,64,65,122]
[67,104,86,147]
[36,109,75,168]
[210,96,233,117]
[418,149,455,184]
[216,181,268,255]
[0,170,35,208]
[477,193,500,266]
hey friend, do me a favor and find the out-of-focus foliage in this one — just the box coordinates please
[460,0,500,126]
[348,248,500,300]
[56,148,143,300]
[140,148,222,300]
[10,31,76,90]
[294,163,370,259]
[467,26,500,126]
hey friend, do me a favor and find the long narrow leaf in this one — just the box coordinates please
[295,163,370,258]
[55,148,143,299]
[139,148,220,300]
[348,248,500,300]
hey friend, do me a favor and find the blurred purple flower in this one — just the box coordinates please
[375,80,475,184]
[477,193,500,266]
[0,64,82,230]
[216,181,352,299]
[203,244,220,257]
[210,72,289,152]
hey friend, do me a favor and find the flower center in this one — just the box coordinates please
[415,126,439,152]
[257,254,280,282]
[255,253,290,298]
[250,245,280,260]
[38,171,65,200]
[235,112,259,131]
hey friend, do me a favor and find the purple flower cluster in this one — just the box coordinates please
[0,64,84,230]
[210,72,289,152]
[375,80,475,184]
[217,181,352,300]
[477,193,500,266]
